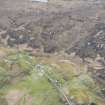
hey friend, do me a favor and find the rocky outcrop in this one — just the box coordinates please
[66,23,105,59]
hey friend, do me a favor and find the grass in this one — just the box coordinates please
[0,48,105,105]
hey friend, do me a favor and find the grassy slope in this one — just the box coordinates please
[0,48,105,105]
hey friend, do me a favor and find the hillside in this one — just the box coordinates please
[0,0,105,105]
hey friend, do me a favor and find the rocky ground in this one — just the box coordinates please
[0,0,105,53]
[0,0,105,105]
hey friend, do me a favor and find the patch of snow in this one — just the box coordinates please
[31,0,48,3]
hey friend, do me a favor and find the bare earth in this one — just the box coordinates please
[0,0,105,56]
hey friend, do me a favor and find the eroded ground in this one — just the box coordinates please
[0,0,105,105]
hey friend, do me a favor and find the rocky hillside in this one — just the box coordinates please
[0,0,105,55]
[66,23,105,59]
[0,0,105,105]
